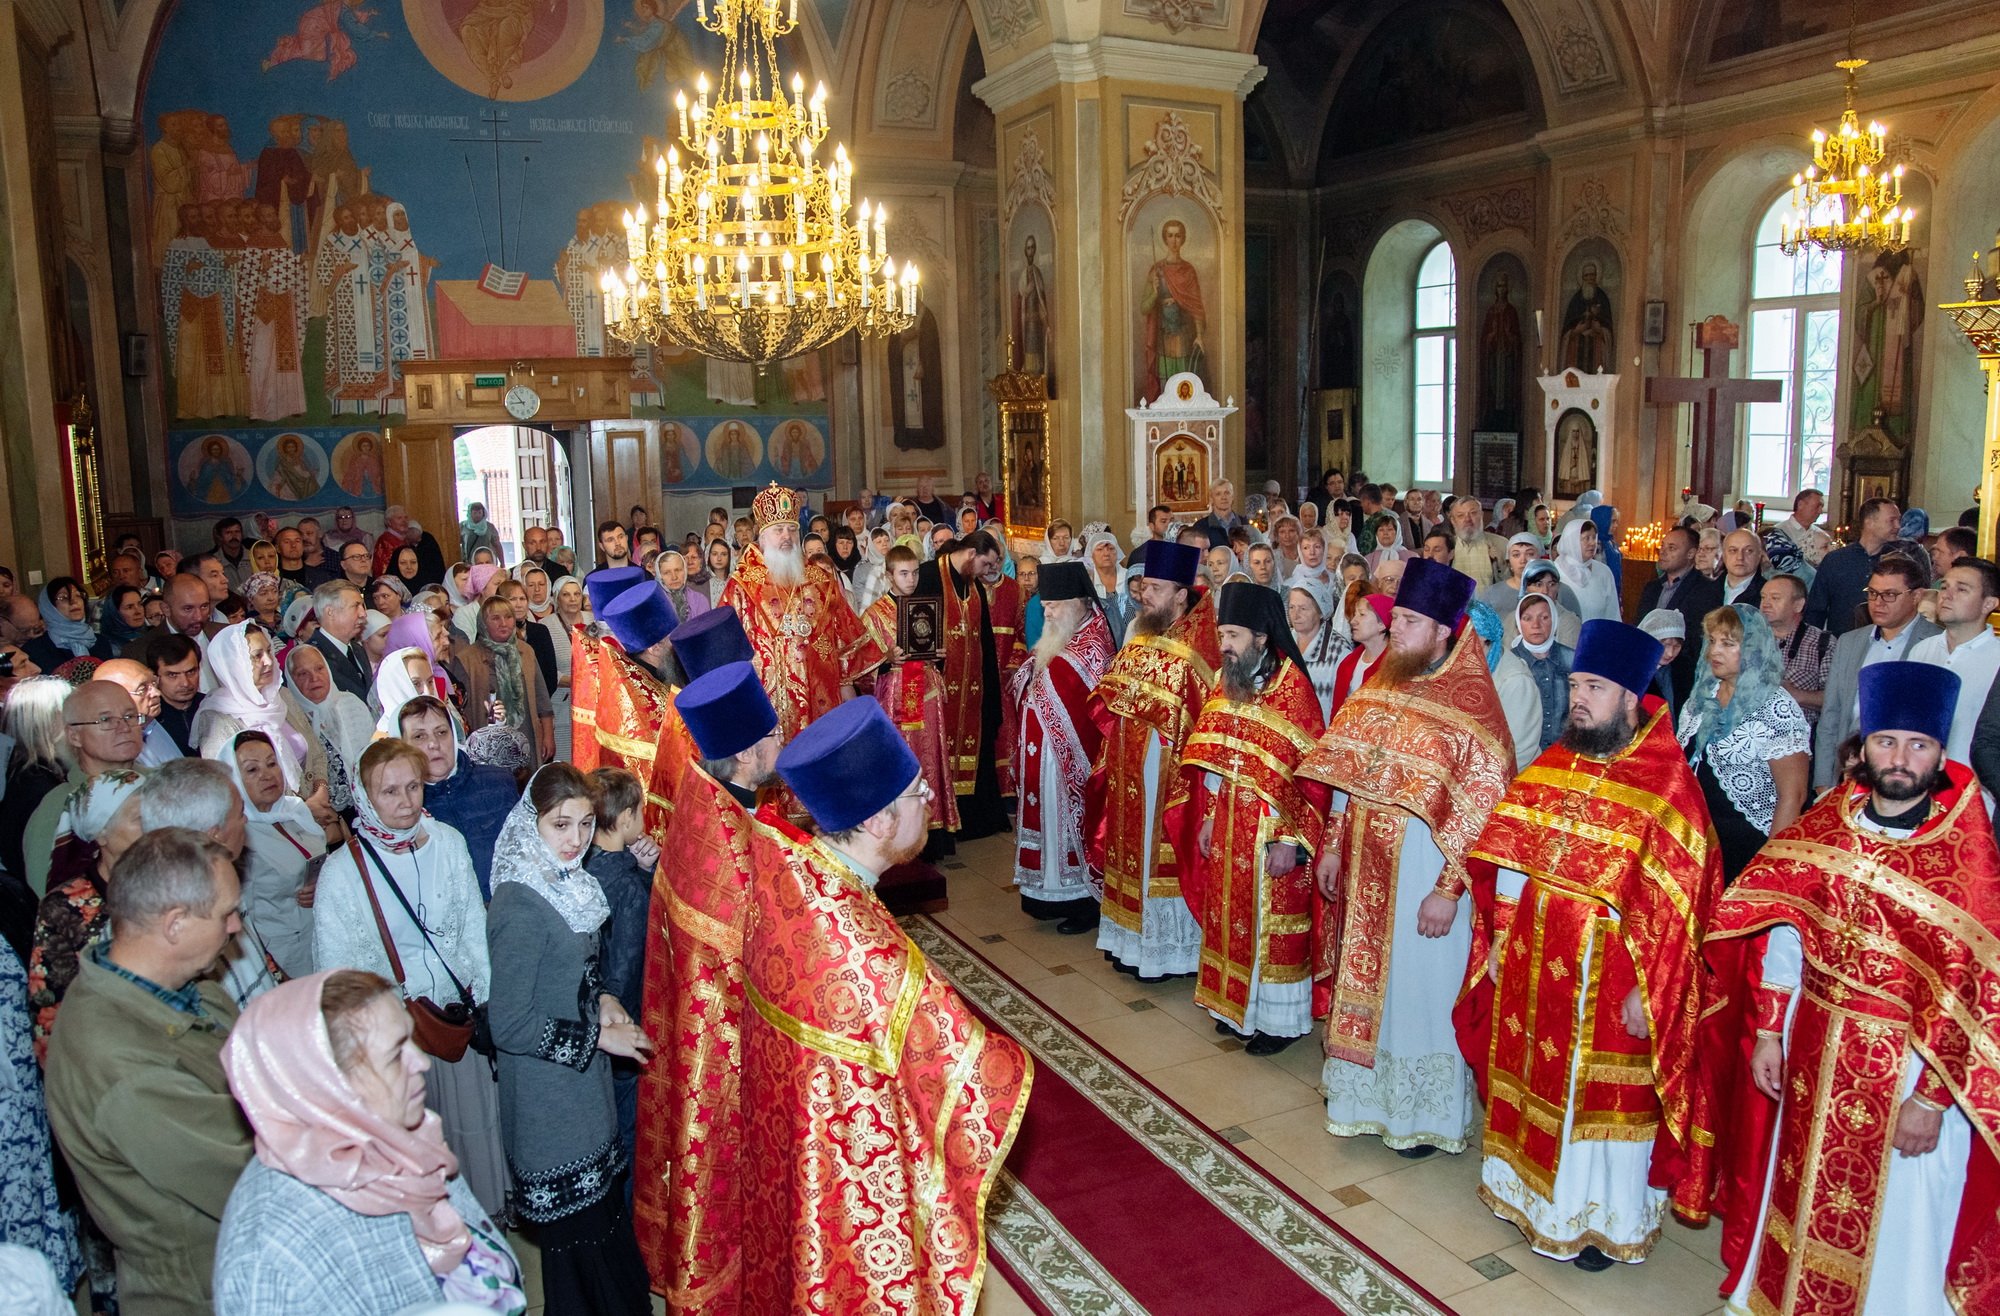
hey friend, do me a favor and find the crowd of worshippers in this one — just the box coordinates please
[0,468,1992,1314]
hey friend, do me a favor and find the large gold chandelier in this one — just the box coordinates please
[601,0,918,362]
[1779,58,1911,257]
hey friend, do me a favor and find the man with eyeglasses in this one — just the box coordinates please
[1813,554,1939,789]
[1804,496,1900,634]
[95,659,183,767]
[336,540,373,589]
[21,682,149,896]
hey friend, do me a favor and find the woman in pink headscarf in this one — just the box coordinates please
[453,563,507,643]
[212,970,525,1314]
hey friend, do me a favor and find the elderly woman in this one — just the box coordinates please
[213,971,526,1315]
[195,622,328,791]
[1363,516,1412,577]
[458,597,554,770]
[1288,580,1349,720]
[1083,532,1128,638]
[283,643,372,811]
[1,678,75,891]
[1328,589,1390,721]
[1677,604,1810,882]
[486,765,653,1311]
[651,551,707,626]
[26,769,144,1061]
[39,578,97,662]
[97,584,148,658]
[312,739,509,1221]
[1695,525,1724,580]
[229,730,343,979]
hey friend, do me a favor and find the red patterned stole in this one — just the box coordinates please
[594,643,684,842]
[1010,611,1114,891]
[737,814,1032,1314]
[633,764,755,1309]
[1165,659,1327,1027]
[1458,701,1722,1218]
[1697,765,2000,1316]
[937,561,987,795]
[1298,631,1513,1063]
[569,623,604,772]
[1086,592,1221,924]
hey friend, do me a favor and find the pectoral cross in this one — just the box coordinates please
[1644,315,1782,508]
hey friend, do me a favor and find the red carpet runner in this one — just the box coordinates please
[905,916,1453,1316]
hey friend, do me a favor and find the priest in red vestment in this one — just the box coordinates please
[740,699,1031,1314]
[1457,620,1723,1271]
[1300,558,1514,1155]
[1698,662,2000,1316]
[1165,582,1329,1055]
[1089,540,1219,980]
[632,661,782,1310]
[917,531,1010,839]
[721,482,884,746]
[1009,561,1114,932]
[595,579,686,842]
[570,566,647,772]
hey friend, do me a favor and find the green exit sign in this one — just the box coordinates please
[472,374,507,389]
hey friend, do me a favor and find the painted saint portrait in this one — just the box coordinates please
[258,431,330,501]
[770,419,825,481]
[179,434,254,505]
[660,420,701,484]
[1154,434,1208,510]
[401,0,604,102]
[1475,254,1529,432]
[1007,202,1055,395]
[1850,245,1926,442]
[330,429,385,498]
[1128,194,1217,404]
[1558,240,1620,375]
[705,419,762,482]
[1553,408,1597,499]
[887,306,945,451]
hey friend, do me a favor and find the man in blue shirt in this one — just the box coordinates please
[397,695,519,899]
[1804,497,1899,635]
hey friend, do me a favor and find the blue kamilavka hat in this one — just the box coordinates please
[669,605,754,680]
[1139,539,1200,588]
[1572,619,1664,697]
[1859,661,1959,745]
[677,661,777,761]
[776,698,921,833]
[585,566,646,615]
[1393,557,1475,628]
[602,582,679,654]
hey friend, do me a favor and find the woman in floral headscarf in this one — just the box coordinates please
[213,971,525,1314]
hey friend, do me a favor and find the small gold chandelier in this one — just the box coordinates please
[1779,57,1911,257]
[601,0,918,363]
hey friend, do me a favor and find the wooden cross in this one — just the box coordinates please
[1644,315,1782,507]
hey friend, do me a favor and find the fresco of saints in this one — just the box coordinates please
[774,421,815,480]
[458,0,543,100]
[263,0,387,81]
[254,116,314,252]
[714,423,757,481]
[1140,219,1207,401]
[162,206,249,420]
[1851,248,1925,439]
[380,201,436,365]
[149,111,203,270]
[313,204,384,414]
[239,203,310,421]
[193,438,249,505]
[1013,233,1051,378]
[194,115,253,204]
[556,203,621,357]
[269,434,323,501]
[1478,272,1522,430]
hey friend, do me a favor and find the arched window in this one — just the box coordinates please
[1743,192,1842,499]
[1412,242,1457,483]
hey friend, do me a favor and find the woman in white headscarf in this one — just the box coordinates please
[1554,517,1621,622]
[540,577,585,764]
[283,642,375,812]
[194,621,327,790]
[226,728,342,979]
[1082,532,1128,639]
[372,645,455,740]
[514,563,556,623]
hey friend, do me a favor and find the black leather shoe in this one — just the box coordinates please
[1056,914,1099,935]
[1244,1032,1299,1056]
[1393,1144,1437,1160]
[1572,1246,1615,1273]
[1215,1020,1239,1036]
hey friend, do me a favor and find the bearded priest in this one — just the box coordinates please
[1010,561,1116,932]
[1301,557,1514,1156]
[722,482,884,746]
[1165,582,1329,1055]
[1459,619,1724,1272]
[1702,662,2000,1316]
[740,700,1032,1313]
[1089,539,1221,980]
[632,660,782,1307]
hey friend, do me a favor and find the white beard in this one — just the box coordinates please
[1032,608,1081,672]
[763,542,806,588]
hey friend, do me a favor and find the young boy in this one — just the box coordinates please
[585,766,660,1174]
[860,545,961,840]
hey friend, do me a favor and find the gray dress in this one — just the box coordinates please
[484,883,622,1222]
